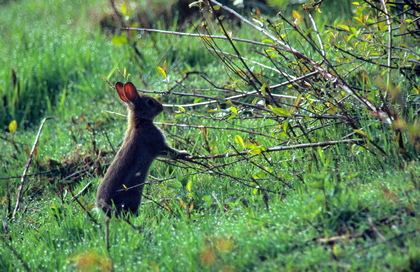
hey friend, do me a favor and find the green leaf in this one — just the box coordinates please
[111,35,128,45]
[381,68,390,76]
[234,135,245,148]
[186,180,193,192]
[260,83,267,97]
[311,181,325,190]
[252,171,266,179]
[249,146,267,155]
[9,120,17,134]
[282,120,289,132]
[177,173,189,187]
[193,98,203,104]
[271,107,291,116]
[60,88,67,107]
[202,195,212,202]
[202,195,213,208]
[278,132,288,139]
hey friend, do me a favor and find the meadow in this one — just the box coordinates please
[1,0,419,271]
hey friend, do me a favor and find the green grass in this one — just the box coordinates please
[1,0,419,271]
[2,165,418,271]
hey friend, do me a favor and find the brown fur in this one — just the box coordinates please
[96,82,189,248]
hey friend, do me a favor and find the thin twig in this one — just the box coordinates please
[308,13,325,58]
[12,116,54,220]
[68,187,100,226]
[108,0,125,27]
[349,228,418,256]
[187,139,365,160]
[122,27,284,50]
[157,122,281,140]
[210,0,377,112]
[380,0,392,99]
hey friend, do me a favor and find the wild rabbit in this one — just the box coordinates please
[96,81,190,249]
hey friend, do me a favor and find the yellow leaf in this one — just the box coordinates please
[156,66,167,79]
[70,251,112,272]
[294,94,302,107]
[216,237,234,252]
[249,146,267,155]
[9,120,17,134]
[262,39,273,44]
[130,22,139,28]
[246,142,257,149]
[292,10,302,22]
[87,203,96,211]
[234,135,245,148]
[121,2,127,17]
[179,199,187,208]
[24,147,30,157]
[338,24,350,31]
[353,16,363,24]
[200,36,211,42]
[354,129,367,137]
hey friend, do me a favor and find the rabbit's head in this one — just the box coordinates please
[115,82,163,121]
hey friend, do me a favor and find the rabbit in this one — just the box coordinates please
[96,81,190,249]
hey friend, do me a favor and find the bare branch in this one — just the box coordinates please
[186,139,365,160]
[13,116,54,220]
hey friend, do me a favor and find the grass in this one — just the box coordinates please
[2,165,418,271]
[1,0,419,271]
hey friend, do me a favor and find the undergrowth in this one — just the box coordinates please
[1,0,419,271]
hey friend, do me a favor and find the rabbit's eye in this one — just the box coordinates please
[147,99,155,106]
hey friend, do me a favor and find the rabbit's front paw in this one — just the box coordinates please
[175,151,191,159]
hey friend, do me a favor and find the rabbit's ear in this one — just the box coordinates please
[115,82,129,102]
[123,82,140,103]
